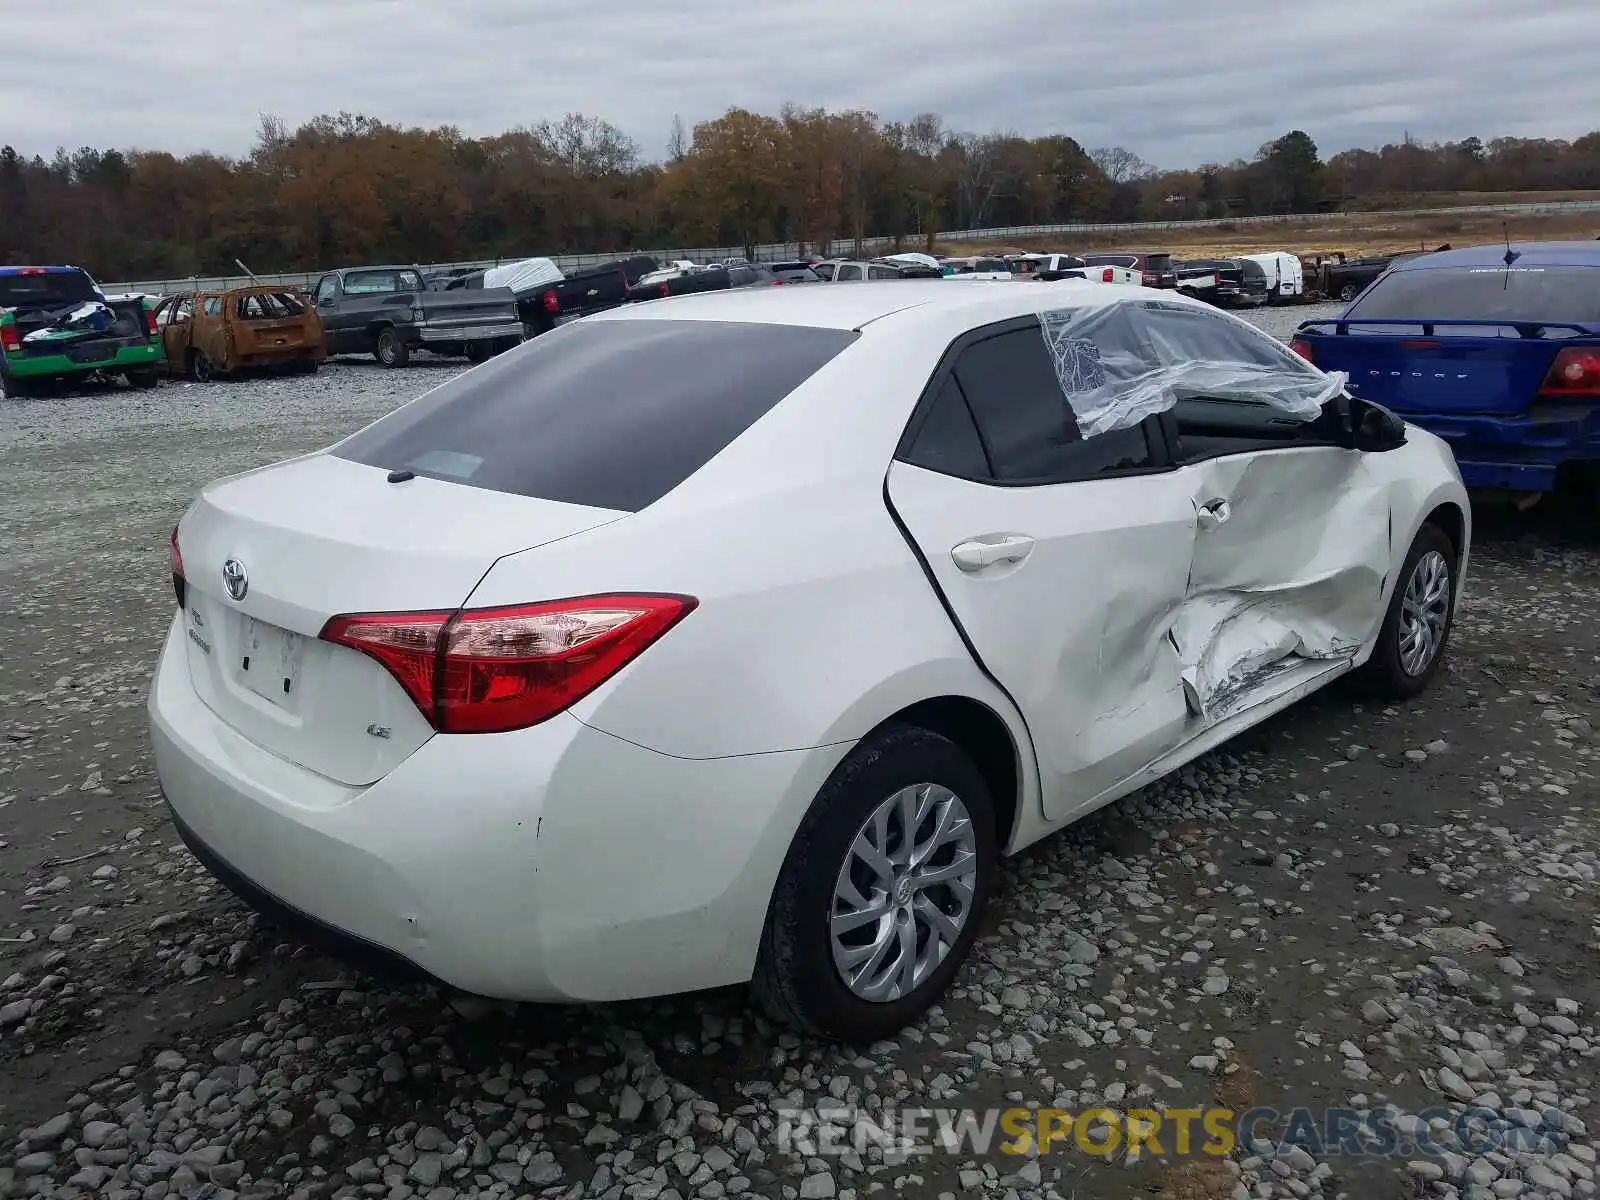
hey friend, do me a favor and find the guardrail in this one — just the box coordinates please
[100,197,1600,296]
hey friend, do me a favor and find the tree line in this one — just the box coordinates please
[1,107,1597,282]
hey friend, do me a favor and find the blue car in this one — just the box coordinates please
[1290,241,1600,493]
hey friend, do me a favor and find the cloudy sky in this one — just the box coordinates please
[7,0,1597,169]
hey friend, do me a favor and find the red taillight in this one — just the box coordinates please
[170,526,186,608]
[320,593,697,734]
[541,289,559,314]
[1102,268,1115,283]
[1539,348,1600,397]
[145,306,159,338]
[17,267,46,276]
[1289,338,1314,362]
[0,323,18,353]
[659,284,670,298]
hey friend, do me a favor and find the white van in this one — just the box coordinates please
[1237,252,1304,304]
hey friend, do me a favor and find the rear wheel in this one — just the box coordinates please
[125,369,159,390]
[373,327,409,368]
[752,723,996,1043]
[465,340,492,365]
[291,357,320,375]
[0,371,41,398]
[187,351,212,383]
[1339,282,1359,302]
[1360,522,1457,699]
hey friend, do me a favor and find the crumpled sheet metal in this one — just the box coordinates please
[1036,302,1348,439]
[1173,450,1392,723]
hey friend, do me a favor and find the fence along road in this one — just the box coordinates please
[100,197,1600,297]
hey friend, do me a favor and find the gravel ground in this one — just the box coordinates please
[3,311,1600,1200]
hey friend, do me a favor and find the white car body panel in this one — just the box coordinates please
[150,279,1469,1004]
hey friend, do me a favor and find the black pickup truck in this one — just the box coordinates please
[310,265,524,367]
[522,255,661,333]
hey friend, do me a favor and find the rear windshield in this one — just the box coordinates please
[334,319,859,512]
[0,269,97,310]
[1235,259,1266,280]
[975,259,1008,272]
[236,292,306,319]
[342,269,423,295]
[1083,254,1137,268]
[1347,265,1600,324]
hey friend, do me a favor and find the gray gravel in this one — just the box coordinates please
[3,314,1600,1200]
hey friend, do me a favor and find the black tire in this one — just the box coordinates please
[373,327,409,368]
[125,369,159,390]
[292,358,320,375]
[1359,522,1457,699]
[1339,283,1359,303]
[1,371,39,398]
[496,335,523,355]
[465,340,491,365]
[752,722,997,1043]
[187,351,212,383]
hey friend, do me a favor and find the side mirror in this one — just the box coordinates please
[1352,398,1407,452]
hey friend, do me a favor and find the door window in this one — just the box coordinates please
[1140,302,1338,452]
[902,326,1158,484]
[314,276,338,303]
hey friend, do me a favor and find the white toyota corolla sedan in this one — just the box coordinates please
[150,281,1469,1042]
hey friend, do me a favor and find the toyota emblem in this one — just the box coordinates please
[221,558,249,602]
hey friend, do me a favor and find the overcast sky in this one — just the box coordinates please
[6,0,1597,169]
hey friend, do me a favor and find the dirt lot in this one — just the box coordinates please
[942,205,1600,260]
[2,315,1599,1200]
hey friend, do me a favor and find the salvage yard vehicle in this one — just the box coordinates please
[152,282,1468,1042]
[1292,240,1600,496]
[0,265,162,397]
[151,286,326,382]
[941,256,1014,280]
[1021,254,1140,285]
[311,265,524,367]
[1081,251,1179,289]
[1236,251,1305,304]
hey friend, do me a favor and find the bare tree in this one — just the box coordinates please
[667,114,687,163]
[534,113,639,178]
[1090,145,1157,184]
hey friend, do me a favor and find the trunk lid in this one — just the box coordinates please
[176,453,624,785]
[1297,318,1599,416]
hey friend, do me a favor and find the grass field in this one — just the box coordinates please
[939,197,1600,260]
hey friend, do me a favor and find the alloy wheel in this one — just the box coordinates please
[829,783,978,1002]
[1398,549,1451,676]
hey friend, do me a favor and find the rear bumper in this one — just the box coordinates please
[4,340,161,378]
[415,320,524,347]
[147,614,840,1002]
[1400,408,1600,492]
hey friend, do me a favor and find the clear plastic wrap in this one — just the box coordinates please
[1036,300,1349,439]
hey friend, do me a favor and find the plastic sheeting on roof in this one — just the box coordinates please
[1035,297,1347,439]
[483,257,564,296]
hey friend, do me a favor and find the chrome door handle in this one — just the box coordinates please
[951,535,1035,571]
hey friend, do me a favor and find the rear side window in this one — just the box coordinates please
[975,259,1008,272]
[1145,255,1174,272]
[901,376,991,479]
[950,327,1156,481]
[334,319,859,512]
[1083,254,1137,269]
[1348,265,1600,324]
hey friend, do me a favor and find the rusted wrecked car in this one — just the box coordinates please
[151,286,326,381]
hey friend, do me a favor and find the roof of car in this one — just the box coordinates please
[1390,241,1600,271]
[587,278,1172,332]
